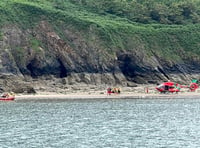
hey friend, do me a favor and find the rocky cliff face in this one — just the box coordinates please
[0,21,199,93]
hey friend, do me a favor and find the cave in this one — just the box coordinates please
[118,54,137,78]
[117,53,148,83]
[26,60,37,77]
[57,59,67,78]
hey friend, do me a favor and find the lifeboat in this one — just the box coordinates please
[0,92,15,101]
[0,96,15,101]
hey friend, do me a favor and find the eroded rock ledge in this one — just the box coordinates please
[0,22,200,94]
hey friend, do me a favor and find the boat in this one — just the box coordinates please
[0,92,15,101]
[0,96,15,101]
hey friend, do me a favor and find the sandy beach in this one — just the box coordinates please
[15,87,200,101]
[8,85,200,101]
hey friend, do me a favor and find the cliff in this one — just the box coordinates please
[0,1,200,93]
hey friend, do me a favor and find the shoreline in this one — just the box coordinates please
[14,91,200,101]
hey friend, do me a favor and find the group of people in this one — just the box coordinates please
[107,87,121,95]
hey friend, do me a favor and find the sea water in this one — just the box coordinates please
[0,97,200,147]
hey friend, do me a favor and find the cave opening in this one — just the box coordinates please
[118,55,136,78]
[58,59,67,78]
[27,62,37,78]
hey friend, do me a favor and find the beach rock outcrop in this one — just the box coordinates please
[0,21,200,93]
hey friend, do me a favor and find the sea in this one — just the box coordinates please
[1,97,200,148]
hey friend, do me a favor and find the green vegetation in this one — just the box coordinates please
[0,0,200,61]
[29,37,41,53]
[12,47,26,67]
[69,0,200,25]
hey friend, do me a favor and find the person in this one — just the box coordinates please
[117,88,121,94]
[107,88,112,95]
[1,92,8,98]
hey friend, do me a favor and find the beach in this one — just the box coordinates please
[15,84,200,101]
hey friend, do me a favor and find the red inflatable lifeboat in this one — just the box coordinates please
[0,92,15,101]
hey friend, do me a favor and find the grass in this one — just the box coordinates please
[0,0,200,62]
[29,37,42,53]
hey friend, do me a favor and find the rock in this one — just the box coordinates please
[127,82,138,87]
[13,86,36,94]
[0,21,199,93]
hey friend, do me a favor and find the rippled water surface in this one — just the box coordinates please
[1,98,200,147]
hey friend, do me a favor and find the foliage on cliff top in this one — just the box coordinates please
[70,0,200,25]
[0,0,200,61]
